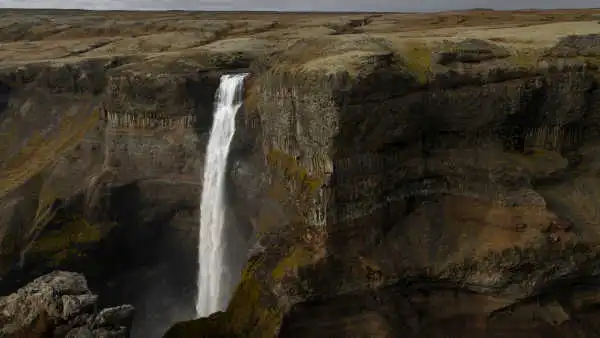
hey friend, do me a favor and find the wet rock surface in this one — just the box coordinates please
[0,271,134,338]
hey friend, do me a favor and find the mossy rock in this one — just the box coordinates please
[163,312,233,338]
[28,215,114,267]
[545,34,600,58]
[266,150,322,193]
[434,39,511,65]
[164,256,283,338]
[271,246,313,281]
[0,106,100,199]
[164,151,323,337]
[224,275,282,337]
[398,42,435,84]
[508,50,542,70]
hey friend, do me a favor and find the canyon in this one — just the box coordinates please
[1,7,600,338]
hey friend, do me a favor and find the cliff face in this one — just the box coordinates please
[256,51,600,338]
[174,21,600,338]
[2,8,600,338]
[0,52,231,336]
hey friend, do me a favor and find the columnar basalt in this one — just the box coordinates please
[168,32,600,337]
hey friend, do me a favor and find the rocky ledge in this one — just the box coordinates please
[0,271,134,337]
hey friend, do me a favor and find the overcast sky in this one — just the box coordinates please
[0,0,599,12]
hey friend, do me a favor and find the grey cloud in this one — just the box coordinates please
[0,0,598,11]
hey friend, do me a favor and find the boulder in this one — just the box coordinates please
[0,271,134,338]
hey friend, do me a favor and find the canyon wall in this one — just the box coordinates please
[0,60,230,337]
[168,33,600,337]
[2,9,600,338]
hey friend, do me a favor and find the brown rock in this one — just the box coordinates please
[1,8,600,338]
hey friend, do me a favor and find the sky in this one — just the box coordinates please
[0,0,599,12]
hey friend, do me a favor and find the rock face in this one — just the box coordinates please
[0,271,134,337]
[2,8,600,338]
[0,60,219,337]
[168,18,600,338]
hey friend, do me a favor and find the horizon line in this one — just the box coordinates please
[0,6,599,14]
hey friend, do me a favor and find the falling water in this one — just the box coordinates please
[196,73,248,317]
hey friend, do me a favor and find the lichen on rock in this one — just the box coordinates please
[27,215,114,268]
[0,271,134,338]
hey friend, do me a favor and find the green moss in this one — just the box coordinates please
[34,183,60,225]
[227,279,281,337]
[0,108,100,199]
[271,246,313,280]
[28,216,112,267]
[508,50,540,69]
[525,148,552,157]
[163,150,325,337]
[163,312,232,338]
[263,149,323,234]
[266,150,323,193]
[401,42,434,84]
[223,256,283,338]
[164,256,284,338]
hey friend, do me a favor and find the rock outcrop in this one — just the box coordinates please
[1,8,600,338]
[0,271,134,337]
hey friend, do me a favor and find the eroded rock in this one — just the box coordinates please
[0,271,134,338]
[93,305,135,328]
[545,34,600,57]
[167,21,600,338]
[434,39,511,65]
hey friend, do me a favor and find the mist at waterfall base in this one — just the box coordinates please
[197,73,249,317]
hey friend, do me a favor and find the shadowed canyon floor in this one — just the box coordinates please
[2,8,600,338]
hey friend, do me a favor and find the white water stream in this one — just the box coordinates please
[196,73,248,317]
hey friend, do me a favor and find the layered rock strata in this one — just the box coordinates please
[169,32,600,338]
[1,9,600,338]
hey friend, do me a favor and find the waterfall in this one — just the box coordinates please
[196,73,248,317]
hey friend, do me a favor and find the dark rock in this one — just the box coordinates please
[0,60,219,337]
[0,271,134,338]
[91,327,129,338]
[545,34,600,57]
[167,29,600,337]
[62,294,99,318]
[3,9,600,338]
[92,305,135,328]
[433,39,511,65]
[66,327,95,338]
[55,314,93,336]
